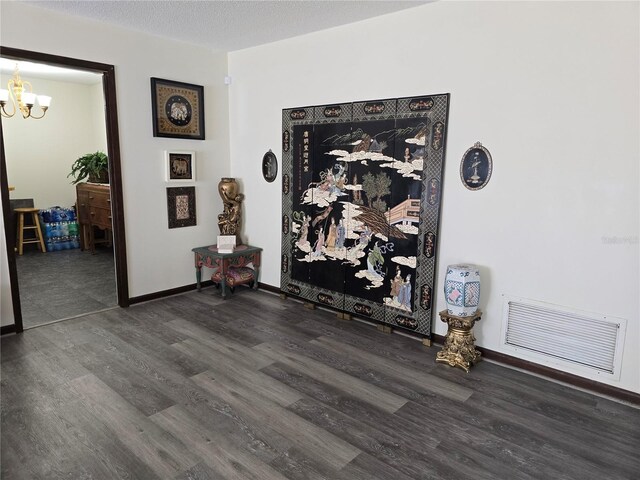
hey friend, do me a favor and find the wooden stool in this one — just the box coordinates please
[15,207,46,255]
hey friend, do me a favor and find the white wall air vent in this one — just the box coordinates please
[501,296,626,381]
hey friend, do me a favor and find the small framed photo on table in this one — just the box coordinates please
[151,77,205,140]
[165,151,196,182]
[167,186,196,229]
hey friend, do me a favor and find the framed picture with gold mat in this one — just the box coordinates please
[151,77,205,140]
[165,150,196,182]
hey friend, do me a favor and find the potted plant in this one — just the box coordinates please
[68,151,109,184]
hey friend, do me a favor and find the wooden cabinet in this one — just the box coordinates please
[76,183,112,253]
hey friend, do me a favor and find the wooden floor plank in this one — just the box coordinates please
[173,339,301,407]
[167,318,275,370]
[151,405,289,480]
[63,323,221,412]
[67,341,177,416]
[121,301,194,345]
[96,309,211,378]
[221,304,325,345]
[61,325,296,465]
[1,397,100,480]
[0,327,57,363]
[294,314,437,370]
[455,362,640,444]
[192,369,362,470]
[48,388,163,480]
[2,375,161,480]
[339,452,420,480]
[268,446,351,480]
[312,335,473,402]
[69,374,200,478]
[470,392,640,477]
[172,461,222,480]
[253,341,408,414]
[396,400,624,480]
[260,362,442,451]
[286,396,470,480]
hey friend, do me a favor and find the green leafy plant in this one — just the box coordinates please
[68,151,109,184]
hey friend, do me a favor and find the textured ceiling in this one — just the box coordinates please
[24,0,430,53]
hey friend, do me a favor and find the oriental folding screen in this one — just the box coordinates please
[281,94,449,338]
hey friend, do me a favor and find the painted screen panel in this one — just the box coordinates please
[281,94,449,336]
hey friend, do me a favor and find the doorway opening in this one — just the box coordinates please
[0,47,129,333]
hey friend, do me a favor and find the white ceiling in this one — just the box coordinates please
[23,0,430,53]
[3,1,429,85]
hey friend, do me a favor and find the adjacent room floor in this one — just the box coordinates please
[14,245,117,329]
[1,289,638,479]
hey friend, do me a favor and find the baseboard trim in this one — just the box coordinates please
[129,280,214,305]
[432,333,640,405]
[258,282,281,295]
[129,280,279,306]
[1,324,17,335]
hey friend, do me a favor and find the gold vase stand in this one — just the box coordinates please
[436,309,482,373]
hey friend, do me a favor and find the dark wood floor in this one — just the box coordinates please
[2,288,639,480]
[16,246,116,328]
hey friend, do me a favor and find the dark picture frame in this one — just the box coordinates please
[460,141,493,190]
[167,186,197,228]
[165,150,196,182]
[151,77,205,140]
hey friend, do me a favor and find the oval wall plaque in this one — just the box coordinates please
[460,142,493,190]
[262,149,278,183]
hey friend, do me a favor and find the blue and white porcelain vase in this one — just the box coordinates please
[444,264,481,317]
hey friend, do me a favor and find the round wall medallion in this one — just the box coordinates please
[165,95,192,126]
[460,142,492,190]
[262,149,278,183]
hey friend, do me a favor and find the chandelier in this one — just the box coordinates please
[0,64,51,119]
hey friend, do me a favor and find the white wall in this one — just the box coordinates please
[0,1,231,318]
[2,76,105,208]
[228,1,639,393]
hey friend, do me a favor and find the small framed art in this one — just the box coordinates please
[167,186,197,228]
[460,142,493,190]
[165,151,196,182]
[151,77,205,140]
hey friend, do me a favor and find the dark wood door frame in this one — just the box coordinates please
[0,46,129,333]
